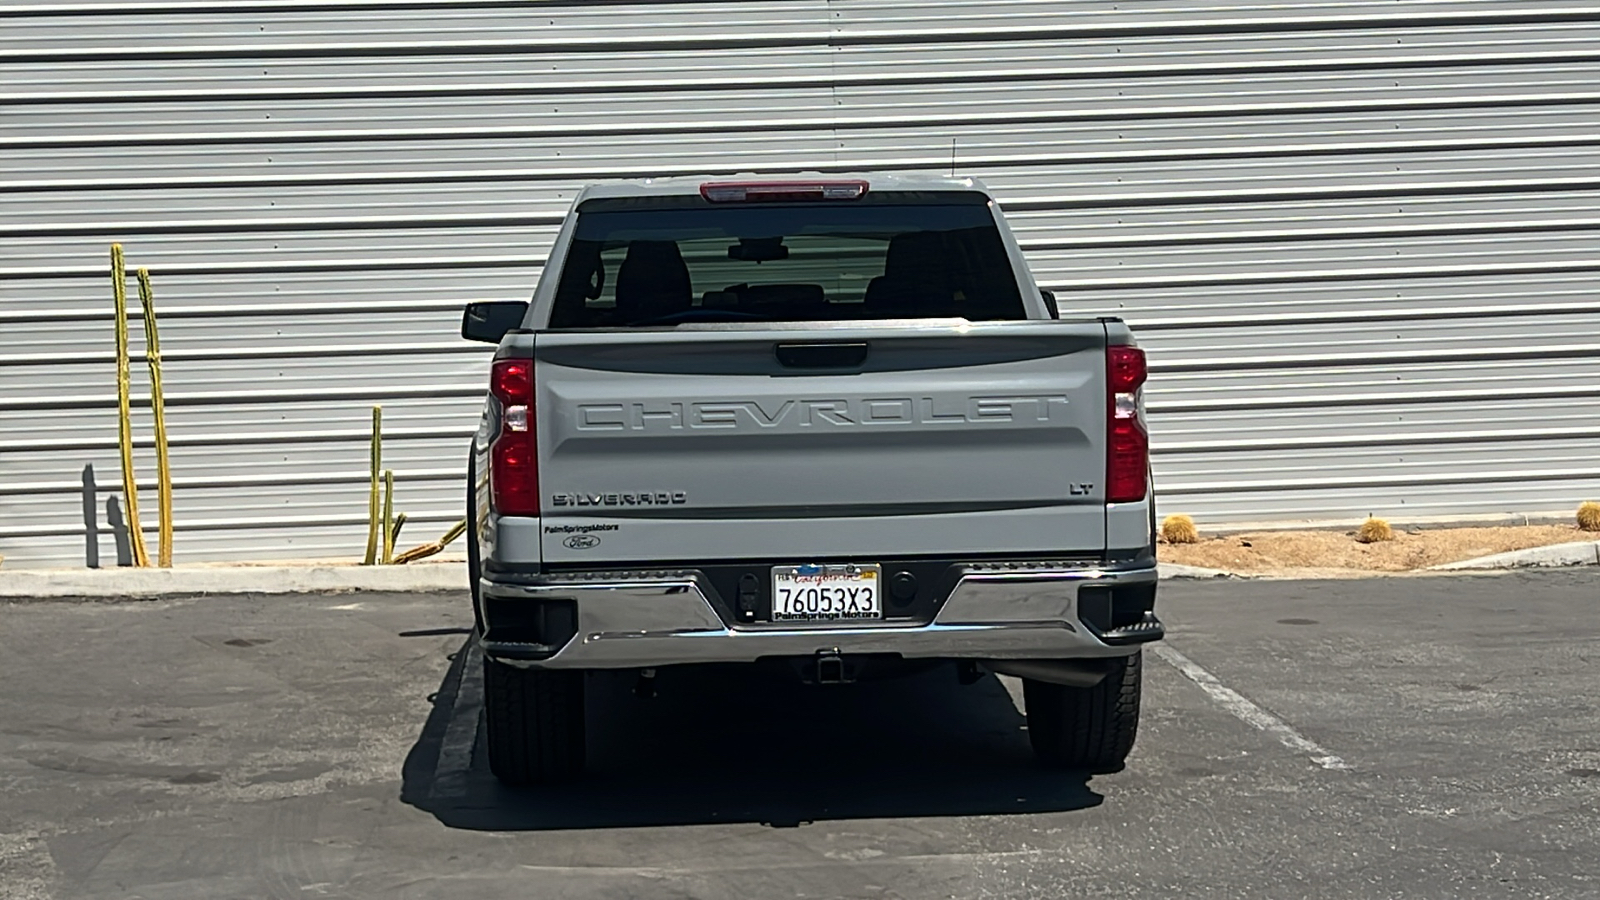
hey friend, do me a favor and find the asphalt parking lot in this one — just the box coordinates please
[1,570,1596,899]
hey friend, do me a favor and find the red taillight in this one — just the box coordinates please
[1106,345,1149,503]
[489,359,539,516]
[700,180,868,203]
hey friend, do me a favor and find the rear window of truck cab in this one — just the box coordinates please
[547,190,1027,328]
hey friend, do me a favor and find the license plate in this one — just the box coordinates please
[771,564,882,623]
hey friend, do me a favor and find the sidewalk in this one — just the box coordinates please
[0,544,1592,601]
[0,561,468,601]
[0,559,1238,601]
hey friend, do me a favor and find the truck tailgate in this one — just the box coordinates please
[532,321,1108,563]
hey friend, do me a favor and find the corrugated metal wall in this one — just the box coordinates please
[5,0,1600,567]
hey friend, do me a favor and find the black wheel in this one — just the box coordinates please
[1024,651,1142,772]
[482,659,586,785]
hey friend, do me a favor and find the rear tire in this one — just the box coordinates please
[483,659,586,785]
[1024,651,1142,772]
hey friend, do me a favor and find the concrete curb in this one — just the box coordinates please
[0,562,468,601]
[1428,541,1600,571]
[5,546,1583,599]
[1159,562,1245,580]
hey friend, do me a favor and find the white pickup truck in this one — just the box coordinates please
[461,174,1162,784]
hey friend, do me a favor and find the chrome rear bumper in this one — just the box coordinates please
[480,562,1159,669]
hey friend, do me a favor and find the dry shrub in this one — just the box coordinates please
[1161,514,1199,544]
[1578,501,1600,532]
[1355,517,1395,544]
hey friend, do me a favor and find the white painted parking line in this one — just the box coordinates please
[1153,644,1351,771]
[428,639,484,800]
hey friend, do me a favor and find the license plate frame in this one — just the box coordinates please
[770,563,883,623]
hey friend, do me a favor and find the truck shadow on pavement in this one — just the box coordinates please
[401,638,1104,831]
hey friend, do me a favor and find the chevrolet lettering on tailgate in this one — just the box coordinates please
[576,395,1070,431]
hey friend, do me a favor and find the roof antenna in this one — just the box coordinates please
[950,138,958,177]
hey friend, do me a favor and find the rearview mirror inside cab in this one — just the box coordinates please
[727,236,789,262]
[462,301,530,343]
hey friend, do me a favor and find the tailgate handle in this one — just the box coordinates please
[774,342,869,369]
